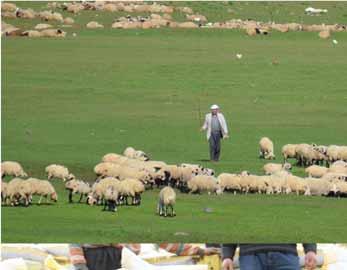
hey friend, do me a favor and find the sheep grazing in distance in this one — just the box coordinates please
[65,179,91,203]
[1,161,28,178]
[34,23,52,30]
[89,177,120,205]
[86,21,104,29]
[45,164,75,181]
[158,186,176,217]
[263,162,292,175]
[304,178,337,197]
[6,178,24,205]
[259,137,275,160]
[21,30,42,38]
[187,175,220,194]
[305,165,328,178]
[63,17,74,25]
[123,147,150,161]
[102,153,123,163]
[1,2,17,12]
[217,173,242,194]
[40,29,66,38]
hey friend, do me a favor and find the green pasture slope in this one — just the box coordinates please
[2,1,347,242]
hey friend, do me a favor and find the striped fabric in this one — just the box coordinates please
[69,243,202,266]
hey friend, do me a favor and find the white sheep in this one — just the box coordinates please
[263,162,291,175]
[281,144,298,163]
[86,21,104,29]
[66,180,91,203]
[326,145,340,164]
[157,186,176,217]
[45,164,75,181]
[103,185,119,212]
[102,153,123,163]
[6,178,24,205]
[187,175,219,194]
[304,178,337,196]
[18,177,41,206]
[259,137,275,159]
[89,177,120,205]
[338,146,347,161]
[305,165,328,178]
[40,29,66,38]
[119,178,145,205]
[94,162,119,177]
[1,181,8,204]
[1,161,28,178]
[123,147,150,161]
[217,173,242,193]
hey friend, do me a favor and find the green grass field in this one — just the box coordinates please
[2,1,347,243]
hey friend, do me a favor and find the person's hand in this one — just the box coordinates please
[200,127,204,132]
[74,264,89,270]
[204,247,221,255]
[223,134,229,139]
[222,258,234,270]
[305,251,317,270]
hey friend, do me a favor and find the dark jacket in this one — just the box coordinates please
[222,244,317,260]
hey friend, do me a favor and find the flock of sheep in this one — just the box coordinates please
[2,1,346,39]
[1,137,347,217]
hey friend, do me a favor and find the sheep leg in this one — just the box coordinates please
[68,190,73,203]
[164,205,168,217]
[38,195,43,204]
[78,193,83,203]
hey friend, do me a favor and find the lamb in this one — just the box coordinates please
[45,164,75,181]
[1,161,28,178]
[118,178,145,205]
[187,175,219,194]
[86,21,104,29]
[69,180,91,203]
[263,162,291,175]
[305,165,328,178]
[281,144,298,163]
[157,186,176,217]
[259,137,275,159]
[176,166,198,192]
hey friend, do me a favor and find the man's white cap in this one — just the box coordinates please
[210,104,219,110]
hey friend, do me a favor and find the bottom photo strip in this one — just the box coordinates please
[1,244,347,270]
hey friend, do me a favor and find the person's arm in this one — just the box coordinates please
[69,244,88,270]
[221,244,237,270]
[201,114,208,131]
[219,114,229,136]
[303,244,317,270]
[123,244,141,255]
[159,243,205,257]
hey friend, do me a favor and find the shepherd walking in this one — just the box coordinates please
[200,104,229,162]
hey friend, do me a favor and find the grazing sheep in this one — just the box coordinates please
[119,178,145,205]
[338,146,347,161]
[102,153,123,163]
[178,22,198,29]
[2,12,17,19]
[94,162,119,177]
[328,163,347,174]
[157,186,176,217]
[34,23,52,30]
[186,14,207,23]
[217,173,242,193]
[305,165,328,178]
[45,164,74,181]
[322,172,347,182]
[103,186,119,212]
[16,8,36,19]
[17,178,42,206]
[40,29,66,38]
[86,21,104,29]
[283,175,306,195]
[21,30,42,38]
[259,137,275,159]
[123,147,150,161]
[63,17,74,25]
[326,145,340,164]
[38,11,63,22]
[1,181,8,204]
[66,3,84,14]
[1,161,28,178]
[6,178,24,205]
[263,162,291,175]
[69,180,91,203]
[2,3,17,12]
[304,178,337,196]
[187,175,219,194]
[281,144,298,163]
